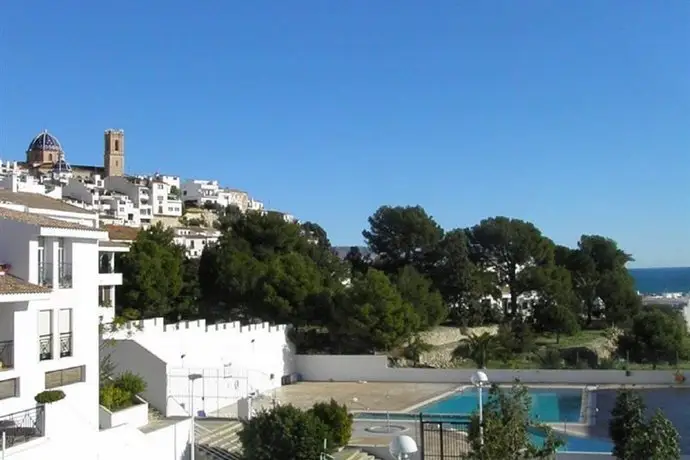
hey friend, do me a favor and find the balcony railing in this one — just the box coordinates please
[59,333,72,358]
[58,262,72,289]
[39,335,52,361]
[38,262,53,288]
[0,406,45,449]
[0,341,13,371]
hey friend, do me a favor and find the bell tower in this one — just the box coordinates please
[104,129,125,177]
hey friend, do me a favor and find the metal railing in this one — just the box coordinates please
[38,261,53,287]
[0,406,45,449]
[60,333,73,358]
[58,262,72,288]
[39,334,52,361]
[0,341,13,370]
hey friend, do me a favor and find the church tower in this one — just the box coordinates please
[104,129,125,177]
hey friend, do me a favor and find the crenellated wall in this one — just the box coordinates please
[104,317,295,417]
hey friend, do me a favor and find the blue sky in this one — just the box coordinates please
[1,1,689,268]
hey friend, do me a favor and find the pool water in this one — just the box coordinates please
[420,388,583,423]
[531,429,613,453]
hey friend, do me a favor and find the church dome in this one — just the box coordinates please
[27,130,62,153]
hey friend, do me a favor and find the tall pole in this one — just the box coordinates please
[478,384,484,446]
[190,382,196,460]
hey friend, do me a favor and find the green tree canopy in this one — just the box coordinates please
[239,404,328,460]
[363,205,443,274]
[394,265,447,329]
[118,223,185,318]
[617,307,688,368]
[330,268,418,353]
[467,217,554,318]
[609,389,680,460]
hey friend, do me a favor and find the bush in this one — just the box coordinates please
[240,404,328,460]
[309,399,353,449]
[100,385,132,411]
[35,390,65,404]
[114,371,146,395]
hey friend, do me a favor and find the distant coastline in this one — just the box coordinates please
[629,267,690,295]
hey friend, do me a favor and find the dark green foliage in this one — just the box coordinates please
[308,399,353,449]
[239,404,329,460]
[609,389,680,460]
[118,223,186,318]
[394,265,447,328]
[113,371,147,395]
[100,371,147,411]
[464,383,563,459]
[35,390,65,404]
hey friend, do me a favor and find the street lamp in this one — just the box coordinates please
[188,373,203,460]
[471,370,489,446]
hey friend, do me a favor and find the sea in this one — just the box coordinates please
[629,267,690,295]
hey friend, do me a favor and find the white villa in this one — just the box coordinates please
[0,191,191,459]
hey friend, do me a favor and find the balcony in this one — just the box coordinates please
[0,406,45,449]
[38,262,53,288]
[0,340,13,371]
[98,262,122,287]
[39,335,52,361]
[59,333,72,358]
[58,262,72,289]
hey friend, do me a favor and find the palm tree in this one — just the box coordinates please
[452,332,498,368]
[403,335,434,366]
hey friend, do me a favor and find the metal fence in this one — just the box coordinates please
[0,406,45,450]
[419,414,472,460]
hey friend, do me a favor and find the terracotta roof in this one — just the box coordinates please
[0,207,96,231]
[0,274,51,295]
[0,190,93,215]
[103,224,140,241]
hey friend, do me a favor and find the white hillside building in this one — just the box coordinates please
[173,227,221,258]
[0,191,189,460]
[181,179,264,213]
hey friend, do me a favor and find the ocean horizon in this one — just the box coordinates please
[629,267,690,295]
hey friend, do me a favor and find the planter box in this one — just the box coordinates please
[99,394,149,429]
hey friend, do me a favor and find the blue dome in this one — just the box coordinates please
[27,130,62,152]
[52,158,72,173]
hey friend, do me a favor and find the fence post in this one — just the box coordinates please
[419,413,425,460]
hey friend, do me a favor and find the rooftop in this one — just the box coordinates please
[0,273,51,295]
[0,189,93,215]
[0,207,96,231]
[103,224,140,241]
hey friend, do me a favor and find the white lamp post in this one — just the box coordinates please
[188,373,203,460]
[389,435,418,460]
[471,370,489,446]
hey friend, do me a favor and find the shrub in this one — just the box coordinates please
[309,399,353,449]
[100,385,132,411]
[35,390,66,404]
[114,371,146,395]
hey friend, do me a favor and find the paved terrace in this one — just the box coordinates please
[213,382,459,417]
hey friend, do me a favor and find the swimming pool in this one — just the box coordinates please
[531,429,613,453]
[420,387,583,423]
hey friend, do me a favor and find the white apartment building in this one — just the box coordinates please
[105,176,181,220]
[0,160,20,177]
[0,172,63,200]
[181,179,264,213]
[173,227,221,258]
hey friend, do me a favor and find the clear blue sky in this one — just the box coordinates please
[1,1,689,268]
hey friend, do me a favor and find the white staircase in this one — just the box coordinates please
[195,421,243,460]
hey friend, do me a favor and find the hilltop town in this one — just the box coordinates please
[0,129,295,259]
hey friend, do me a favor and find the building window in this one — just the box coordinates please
[0,378,18,400]
[45,366,85,389]
[115,160,119,167]
[38,310,53,361]
[114,140,120,151]
[59,309,73,358]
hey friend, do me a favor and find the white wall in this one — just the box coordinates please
[99,394,149,429]
[104,338,169,415]
[296,355,686,385]
[144,417,192,460]
[106,317,295,416]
